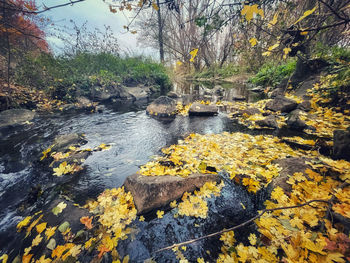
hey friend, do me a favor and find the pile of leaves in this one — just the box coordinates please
[217,160,350,263]
[140,132,318,193]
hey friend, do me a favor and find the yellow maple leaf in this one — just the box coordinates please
[17,216,32,231]
[0,254,8,263]
[294,6,317,24]
[35,255,52,263]
[156,210,164,218]
[84,237,96,249]
[241,4,264,22]
[249,38,258,47]
[45,226,57,240]
[152,2,159,11]
[189,48,199,62]
[248,233,257,245]
[32,234,43,247]
[268,13,278,28]
[36,222,47,234]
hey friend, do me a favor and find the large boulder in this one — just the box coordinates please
[0,109,35,128]
[265,96,298,113]
[189,102,218,116]
[333,129,350,161]
[124,173,220,214]
[146,96,177,118]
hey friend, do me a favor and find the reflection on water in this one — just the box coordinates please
[173,80,265,104]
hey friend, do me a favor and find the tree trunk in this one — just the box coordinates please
[156,0,164,64]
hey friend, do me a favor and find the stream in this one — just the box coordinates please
[0,80,266,261]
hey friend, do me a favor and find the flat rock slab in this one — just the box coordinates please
[189,103,218,116]
[265,96,298,113]
[124,173,220,214]
[0,109,35,128]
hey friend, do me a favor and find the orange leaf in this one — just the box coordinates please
[80,216,93,229]
[22,254,33,263]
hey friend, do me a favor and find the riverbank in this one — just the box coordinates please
[1,65,350,262]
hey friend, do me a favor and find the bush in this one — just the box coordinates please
[249,59,296,87]
[194,63,240,79]
[15,52,171,102]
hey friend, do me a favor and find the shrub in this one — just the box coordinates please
[15,52,171,102]
[249,59,296,87]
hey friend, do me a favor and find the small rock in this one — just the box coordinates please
[146,96,177,118]
[189,102,218,116]
[52,133,87,152]
[333,129,350,161]
[232,94,246,101]
[212,85,225,96]
[286,110,307,131]
[251,86,264,93]
[255,115,278,129]
[0,109,35,128]
[123,173,220,214]
[265,96,298,113]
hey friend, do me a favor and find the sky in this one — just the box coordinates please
[38,0,156,57]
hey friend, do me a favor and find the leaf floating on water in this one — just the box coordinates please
[45,226,57,240]
[31,234,43,247]
[80,216,93,229]
[36,222,47,234]
[52,202,67,215]
[0,254,8,263]
[58,221,70,233]
[46,238,56,250]
[16,216,32,231]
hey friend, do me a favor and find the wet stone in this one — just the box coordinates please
[189,102,218,116]
[124,172,220,214]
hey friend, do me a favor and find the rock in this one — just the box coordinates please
[124,173,220,214]
[146,96,177,118]
[251,86,264,93]
[167,91,180,98]
[242,107,260,116]
[255,115,278,129]
[0,109,35,128]
[91,84,132,102]
[268,88,284,98]
[127,86,151,100]
[232,94,246,100]
[297,100,312,112]
[189,102,218,116]
[76,96,92,106]
[231,107,260,118]
[265,96,298,113]
[96,104,106,113]
[333,129,350,161]
[212,85,225,96]
[52,133,87,152]
[270,157,312,193]
[286,109,307,131]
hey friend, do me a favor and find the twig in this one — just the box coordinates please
[152,199,330,255]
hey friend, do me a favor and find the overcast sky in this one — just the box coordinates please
[38,0,156,57]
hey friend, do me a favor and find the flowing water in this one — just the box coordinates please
[0,80,266,260]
